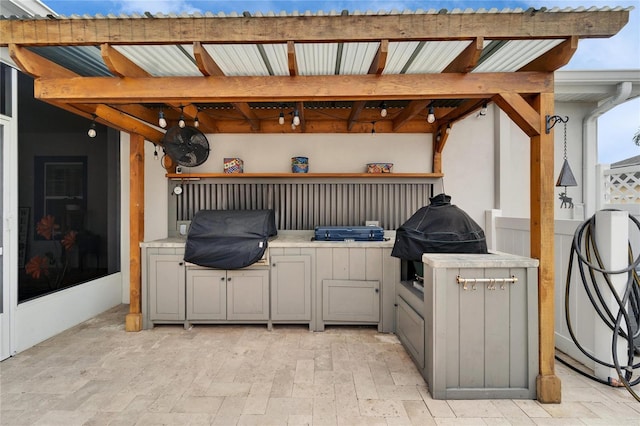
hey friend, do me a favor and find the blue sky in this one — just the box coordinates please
[41,0,640,163]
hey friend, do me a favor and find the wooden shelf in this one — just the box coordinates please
[166,172,443,179]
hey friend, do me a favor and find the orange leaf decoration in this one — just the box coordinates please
[36,215,59,240]
[62,231,77,251]
[25,255,49,279]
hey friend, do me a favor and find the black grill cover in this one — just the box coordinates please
[184,209,277,269]
[391,193,487,261]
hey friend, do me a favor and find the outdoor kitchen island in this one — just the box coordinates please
[396,252,539,399]
[140,230,399,332]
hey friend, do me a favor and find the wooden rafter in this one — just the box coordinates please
[348,40,389,130]
[34,72,553,103]
[518,36,579,72]
[392,100,430,131]
[438,99,488,125]
[287,41,298,76]
[0,11,629,45]
[192,41,259,130]
[443,37,484,73]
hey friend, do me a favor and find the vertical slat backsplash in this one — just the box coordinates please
[176,182,432,230]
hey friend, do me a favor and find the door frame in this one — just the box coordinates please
[1,65,18,360]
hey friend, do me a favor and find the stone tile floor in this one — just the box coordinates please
[1,305,638,425]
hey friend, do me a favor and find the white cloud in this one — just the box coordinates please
[116,0,202,14]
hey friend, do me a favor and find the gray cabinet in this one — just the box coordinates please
[395,286,425,370]
[322,279,379,322]
[185,266,269,323]
[148,254,185,322]
[395,253,539,400]
[314,247,398,331]
[270,255,311,322]
[186,268,226,320]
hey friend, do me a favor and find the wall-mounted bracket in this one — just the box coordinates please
[545,114,569,134]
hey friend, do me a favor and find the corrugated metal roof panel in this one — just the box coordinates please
[260,44,289,76]
[28,45,112,77]
[383,41,421,74]
[203,44,274,76]
[3,6,633,19]
[339,42,380,75]
[113,45,200,76]
[474,39,564,72]
[405,41,472,73]
[296,43,339,76]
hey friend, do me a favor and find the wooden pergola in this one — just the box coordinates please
[0,7,630,403]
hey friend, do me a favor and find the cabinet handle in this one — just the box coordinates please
[220,277,225,281]
[272,263,276,267]
[227,277,232,281]
[179,262,184,266]
[375,288,379,293]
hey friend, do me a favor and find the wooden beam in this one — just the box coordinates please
[295,101,305,132]
[347,40,389,129]
[101,43,150,77]
[95,104,164,144]
[125,132,144,332]
[518,36,579,72]
[347,102,367,131]
[393,100,429,131]
[9,43,76,78]
[1,11,630,45]
[438,99,488,124]
[492,92,542,137]
[35,73,554,104]
[193,41,225,76]
[199,117,436,133]
[530,92,561,403]
[368,39,389,75]
[230,102,261,131]
[287,41,298,76]
[432,125,451,175]
[443,37,483,73]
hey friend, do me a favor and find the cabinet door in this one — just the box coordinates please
[227,269,269,320]
[322,279,379,322]
[149,254,185,321]
[271,255,311,321]
[186,268,226,320]
[396,296,425,369]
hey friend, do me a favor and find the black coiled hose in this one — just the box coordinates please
[560,209,640,402]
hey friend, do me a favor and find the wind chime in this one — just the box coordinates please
[547,115,577,208]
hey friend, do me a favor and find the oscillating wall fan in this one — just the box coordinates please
[162,126,210,167]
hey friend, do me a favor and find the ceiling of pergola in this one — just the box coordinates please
[0,7,631,143]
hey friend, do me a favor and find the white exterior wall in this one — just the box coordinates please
[498,101,595,221]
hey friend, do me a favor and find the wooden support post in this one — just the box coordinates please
[531,92,561,402]
[125,133,145,332]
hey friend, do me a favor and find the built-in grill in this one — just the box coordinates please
[184,209,277,269]
[391,193,488,278]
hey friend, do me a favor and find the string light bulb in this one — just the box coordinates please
[194,114,200,128]
[479,102,488,116]
[178,106,186,128]
[158,110,167,128]
[153,144,159,159]
[279,111,285,125]
[293,109,300,126]
[380,102,388,118]
[87,115,97,138]
[445,124,451,134]
[427,104,436,124]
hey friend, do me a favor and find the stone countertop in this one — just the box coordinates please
[140,230,396,249]
[421,251,539,268]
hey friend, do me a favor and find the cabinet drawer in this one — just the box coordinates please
[322,279,379,322]
[396,296,425,369]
